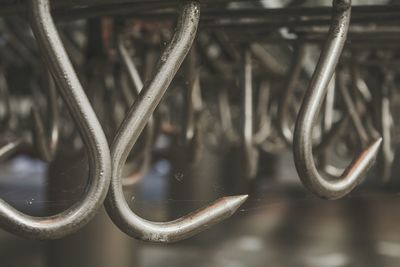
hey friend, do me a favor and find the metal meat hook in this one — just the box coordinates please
[31,71,60,162]
[0,68,24,162]
[118,35,155,186]
[241,47,259,179]
[0,71,58,163]
[278,44,307,147]
[105,1,247,243]
[293,0,382,200]
[0,0,112,239]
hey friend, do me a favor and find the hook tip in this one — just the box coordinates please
[369,137,383,155]
[222,194,248,215]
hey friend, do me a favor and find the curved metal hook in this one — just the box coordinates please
[0,0,111,239]
[0,67,11,129]
[350,63,380,142]
[242,47,258,178]
[378,72,395,183]
[218,86,240,144]
[318,71,371,178]
[380,90,394,183]
[31,71,59,162]
[318,72,343,177]
[0,71,59,163]
[183,48,202,144]
[323,73,336,134]
[0,139,25,162]
[293,0,382,200]
[253,80,272,145]
[118,36,154,186]
[0,67,22,161]
[105,1,247,243]
[278,44,307,146]
[181,48,203,163]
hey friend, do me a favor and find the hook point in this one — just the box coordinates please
[222,195,248,214]
[367,138,383,156]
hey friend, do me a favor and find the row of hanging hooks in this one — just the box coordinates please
[0,0,395,242]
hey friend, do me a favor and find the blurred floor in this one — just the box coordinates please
[2,151,400,267]
[2,184,400,266]
[138,187,400,267]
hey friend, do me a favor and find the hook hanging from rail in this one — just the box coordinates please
[293,0,382,200]
[0,0,112,239]
[105,1,247,243]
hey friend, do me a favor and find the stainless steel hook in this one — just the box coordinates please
[337,70,371,146]
[253,80,272,145]
[105,1,247,243]
[318,70,373,178]
[218,86,240,144]
[378,71,395,183]
[181,48,203,163]
[278,44,307,146]
[0,67,11,129]
[31,71,60,162]
[241,47,258,178]
[0,139,25,162]
[0,67,23,162]
[0,0,111,239]
[293,0,382,200]
[118,35,154,186]
[183,48,202,144]
[0,70,60,163]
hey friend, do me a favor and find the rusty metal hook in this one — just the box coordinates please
[105,1,247,243]
[293,0,382,200]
